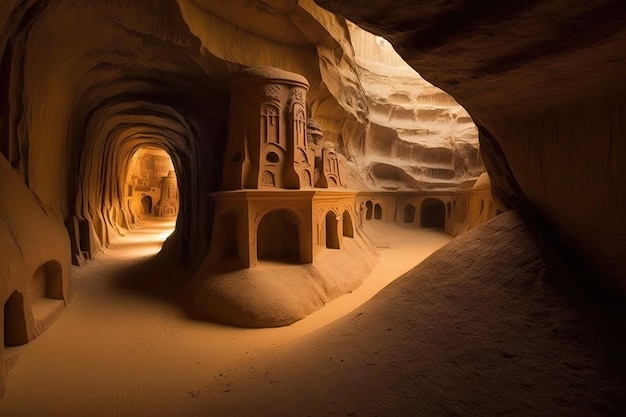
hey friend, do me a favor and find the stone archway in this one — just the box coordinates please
[326,211,340,249]
[365,201,373,220]
[374,203,382,220]
[421,198,445,228]
[257,209,300,263]
[342,210,354,238]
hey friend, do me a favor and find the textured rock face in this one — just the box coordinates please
[348,22,482,191]
[0,0,624,411]
[0,153,72,395]
[0,0,480,269]
[316,0,626,291]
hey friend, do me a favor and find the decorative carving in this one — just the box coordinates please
[155,200,177,217]
[262,171,275,186]
[301,170,311,187]
[290,88,304,103]
[261,104,280,144]
[264,84,281,99]
[315,141,346,188]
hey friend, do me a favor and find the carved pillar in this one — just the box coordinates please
[222,67,311,190]
[316,141,346,188]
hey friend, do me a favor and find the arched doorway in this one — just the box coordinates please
[4,291,28,347]
[404,203,416,223]
[365,201,373,220]
[421,198,446,228]
[141,196,152,215]
[374,203,382,220]
[326,211,340,249]
[257,209,300,263]
[342,210,354,238]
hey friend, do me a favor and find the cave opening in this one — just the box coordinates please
[123,146,179,248]
[420,198,446,229]
[3,291,27,347]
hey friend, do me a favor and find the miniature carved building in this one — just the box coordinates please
[124,148,179,221]
[206,67,354,268]
[154,171,179,217]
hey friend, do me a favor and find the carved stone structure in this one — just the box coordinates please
[192,67,374,327]
[223,67,314,190]
[154,171,179,217]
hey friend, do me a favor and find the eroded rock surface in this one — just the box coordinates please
[316,0,626,290]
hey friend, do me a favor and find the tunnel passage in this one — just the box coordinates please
[72,79,228,267]
[125,147,179,221]
[420,198,446,229]
[257,209,301,263]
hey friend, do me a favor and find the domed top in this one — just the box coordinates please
[228,66,309,89]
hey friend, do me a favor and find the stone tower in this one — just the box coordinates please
[222,67,313,190]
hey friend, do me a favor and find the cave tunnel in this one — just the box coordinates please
[420,198,446,229]
[1,0,625,415]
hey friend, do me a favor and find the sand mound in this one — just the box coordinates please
[192,210,626,416]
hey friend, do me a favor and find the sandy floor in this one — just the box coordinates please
[0,217,450,416]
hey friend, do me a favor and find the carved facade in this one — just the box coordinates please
[207,67,353,268]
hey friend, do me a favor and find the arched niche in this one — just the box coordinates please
[4,291,28,347]
[342,210,354,238]
[29,260,64,302]
[404,203,416,223]
[421,198,446,228]
[257,209,300,263]
[374,203,383,220]
[365,201,373,220]
[326,211,340,249]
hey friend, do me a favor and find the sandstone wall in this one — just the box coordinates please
[316,0,626,291]
[0,0,482,268]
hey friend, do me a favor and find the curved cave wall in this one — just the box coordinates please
[1,0,485,269]
[314,0,626,290]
